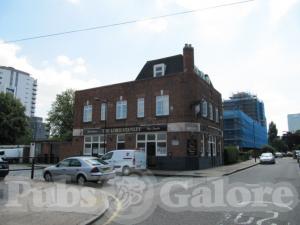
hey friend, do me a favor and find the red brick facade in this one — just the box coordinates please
[72,44,223,170]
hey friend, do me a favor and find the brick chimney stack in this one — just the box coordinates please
[183,43,194,73]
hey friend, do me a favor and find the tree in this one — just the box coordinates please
[0,93,29,144]
[47,89,74,141]
[268,121,278,144]
[271,138,289,152]
[261,144,276,153]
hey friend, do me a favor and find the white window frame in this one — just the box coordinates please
[116,134,125,149]
[156,95,169,116]
[153,63,166,77]
[83,105,92,122]
[84,135,105,156]
[215,107,219,123]
[136,133,167,157]
[209,103,213,120]
[202,100,208,117]
[101,103,107,121]
[201,134,205,157]
[137,98,144,118]
[116,100,127,119]
[208,135,217,157]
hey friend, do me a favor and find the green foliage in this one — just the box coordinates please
[0,93,29,144]
[47,89,74,141]
[268,121,278,144]
[239,151,251,161]
[294,144,300,150]
[224,146,239,165]
[261,144,276,153]
[282,132,300,150]
[271,138,289,152]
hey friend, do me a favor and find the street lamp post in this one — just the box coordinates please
[94,97,109,155]
[103,101,108,154]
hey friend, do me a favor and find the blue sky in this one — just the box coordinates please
[0,0,299,133]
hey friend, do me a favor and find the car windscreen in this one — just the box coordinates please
[261,153,272,157]
[85,158,108,165]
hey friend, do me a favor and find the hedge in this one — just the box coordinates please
[224,146,239,165]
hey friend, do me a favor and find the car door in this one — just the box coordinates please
[52,159,71,181]
[67,159,82,181]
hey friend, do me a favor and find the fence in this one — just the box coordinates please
[5,156,59,179]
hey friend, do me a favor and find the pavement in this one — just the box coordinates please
[0,176,109,225]
[149,158,259,177]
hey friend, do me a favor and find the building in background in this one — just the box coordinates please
[223,93,267,150]
[288,113,300,133]
[0,66,37,117]
[30,116,49,141]
[223,110,267,149]
[72,44,223,170]
[223,92,266,127]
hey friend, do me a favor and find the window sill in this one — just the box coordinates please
[155,115,169,118]
[115,118,127,121]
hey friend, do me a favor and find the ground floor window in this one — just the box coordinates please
[201,134,205,157]
[208,135,217,157]
[136,133,167,156]
[84,135,105,156]
[116,134,125,149]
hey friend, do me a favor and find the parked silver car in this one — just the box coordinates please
[260,153,276,164]
[43,156,115,185]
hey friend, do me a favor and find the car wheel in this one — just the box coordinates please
[44,172,52,182]
[77,175,86,186]
[122,166,131,176]
[101,179,109,185]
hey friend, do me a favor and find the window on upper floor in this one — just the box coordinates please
[83,105,92,122]
[202,100,208,117]
[153,64,166,77]
[209,103,213,120]
[101,103,107,121]
[156,95,169,116]
[137,98,144,118]
[215,107,219,123]
[116,100,127,119]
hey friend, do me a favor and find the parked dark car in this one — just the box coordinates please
[0,157,9,180]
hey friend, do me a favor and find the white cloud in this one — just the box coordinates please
[0,40,101,119]
[269,0,299,26]
[56,55,87,74]
[56,55,73,66]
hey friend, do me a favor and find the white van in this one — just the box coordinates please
[101,149,146,175]
[0,148,22,163]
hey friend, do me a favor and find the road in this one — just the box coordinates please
[95,158,300,225]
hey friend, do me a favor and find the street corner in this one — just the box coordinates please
[0,178,110,225]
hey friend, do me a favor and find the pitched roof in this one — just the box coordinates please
[135,54,183,80]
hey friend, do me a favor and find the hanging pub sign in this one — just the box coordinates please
[187,139,197,156]
[83,124,167,135]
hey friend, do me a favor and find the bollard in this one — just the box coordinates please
[31,158,35,179]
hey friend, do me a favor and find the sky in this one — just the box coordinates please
[0,0,299,134]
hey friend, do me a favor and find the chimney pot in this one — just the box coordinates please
[183,43,194,72]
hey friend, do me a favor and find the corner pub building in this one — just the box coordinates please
[72,44,223,170]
